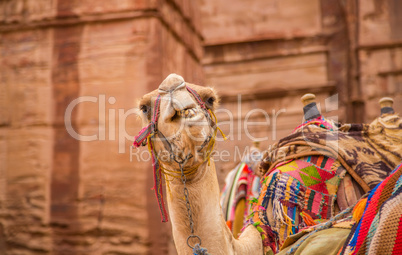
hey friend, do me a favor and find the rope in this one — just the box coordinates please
[158,109,227,178]
[209,109,228,141]
[285,193,369,255]
[147,135,168,222]
[285,206,354,255]
[158,126,217,178]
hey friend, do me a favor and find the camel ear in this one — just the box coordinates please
[203,87,220,111]
[187,83,220,111]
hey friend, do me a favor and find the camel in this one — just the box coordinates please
[134,74,402,255]
[135,74,263,254]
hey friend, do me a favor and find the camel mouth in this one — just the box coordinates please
[175,107,203,122]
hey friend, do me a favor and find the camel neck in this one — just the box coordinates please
[165,160,232,254]
[165,160,263,255]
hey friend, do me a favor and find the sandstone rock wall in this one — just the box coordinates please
[357,0,402,120]
[0,0,401,254]
[0,0,203,254]
[199,0,402,184]
[200,0,342,182]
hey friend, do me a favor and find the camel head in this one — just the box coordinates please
[137,74,219,175]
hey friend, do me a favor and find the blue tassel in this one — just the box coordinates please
[193,244,209,255]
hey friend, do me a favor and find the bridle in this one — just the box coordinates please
[134,84,222,173]
[133,84,225,253]
[134,85,216,149]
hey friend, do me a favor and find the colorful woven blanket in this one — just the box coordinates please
[220,163,260,236]
[270,163,402,255]
[260,114,402,192]
[244,117,343,253]
[246,155,345,253]
[248,113,402,254]
[340,163,402,255]
[221,145,262,237]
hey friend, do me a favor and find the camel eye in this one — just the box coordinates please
[140,105,149,114]
[206,97,215,107]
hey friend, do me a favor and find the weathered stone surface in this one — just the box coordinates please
[0,29,53,127]
[201,0,402,186]
[200,0,322,45]
[61,0,156,15]
[205,53,329,95]
[358,45,402,120]
[0,21,54,255]
[201,0,338,184]
[1,0,401,254]
[1,127,53,254]
[77,18,151,126]
[358,0,402,44]
[0,0,202,254]
[0,0,56,23]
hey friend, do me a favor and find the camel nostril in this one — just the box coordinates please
[170,111,179,122]
[159,104,177,123]
[160,86,198,122]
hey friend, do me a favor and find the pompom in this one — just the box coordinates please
[352,197,367,222]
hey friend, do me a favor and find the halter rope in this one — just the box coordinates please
[157,110,225,178]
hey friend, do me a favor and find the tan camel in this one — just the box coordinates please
[137,74,263,254]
